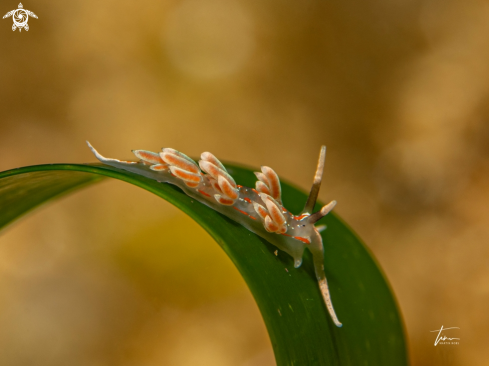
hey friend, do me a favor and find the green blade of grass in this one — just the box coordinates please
[0,162,408,366]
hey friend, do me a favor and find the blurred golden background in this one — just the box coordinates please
[1,0,488,365]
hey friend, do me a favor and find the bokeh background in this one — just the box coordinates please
[1,0,488,365]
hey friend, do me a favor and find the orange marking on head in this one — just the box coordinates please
[251,188,259,194]
[294,236,311,244]
[244,197,252,204]
[237,185,243,188]
[249,215,257,220]
[198,189,211,197]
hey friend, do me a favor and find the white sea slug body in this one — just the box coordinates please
[87,142,342,327]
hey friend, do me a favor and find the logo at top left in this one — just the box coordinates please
[3,3,37,32]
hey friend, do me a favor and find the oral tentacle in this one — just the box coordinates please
[318,277,343,327]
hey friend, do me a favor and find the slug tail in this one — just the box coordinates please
[86,141,105,162]
[86,141,138,166]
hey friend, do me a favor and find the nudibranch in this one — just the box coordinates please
[87,142,342,327]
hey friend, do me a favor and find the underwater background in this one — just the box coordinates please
[1,0,488,365]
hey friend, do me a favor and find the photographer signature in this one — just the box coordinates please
[430,326,460,346]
